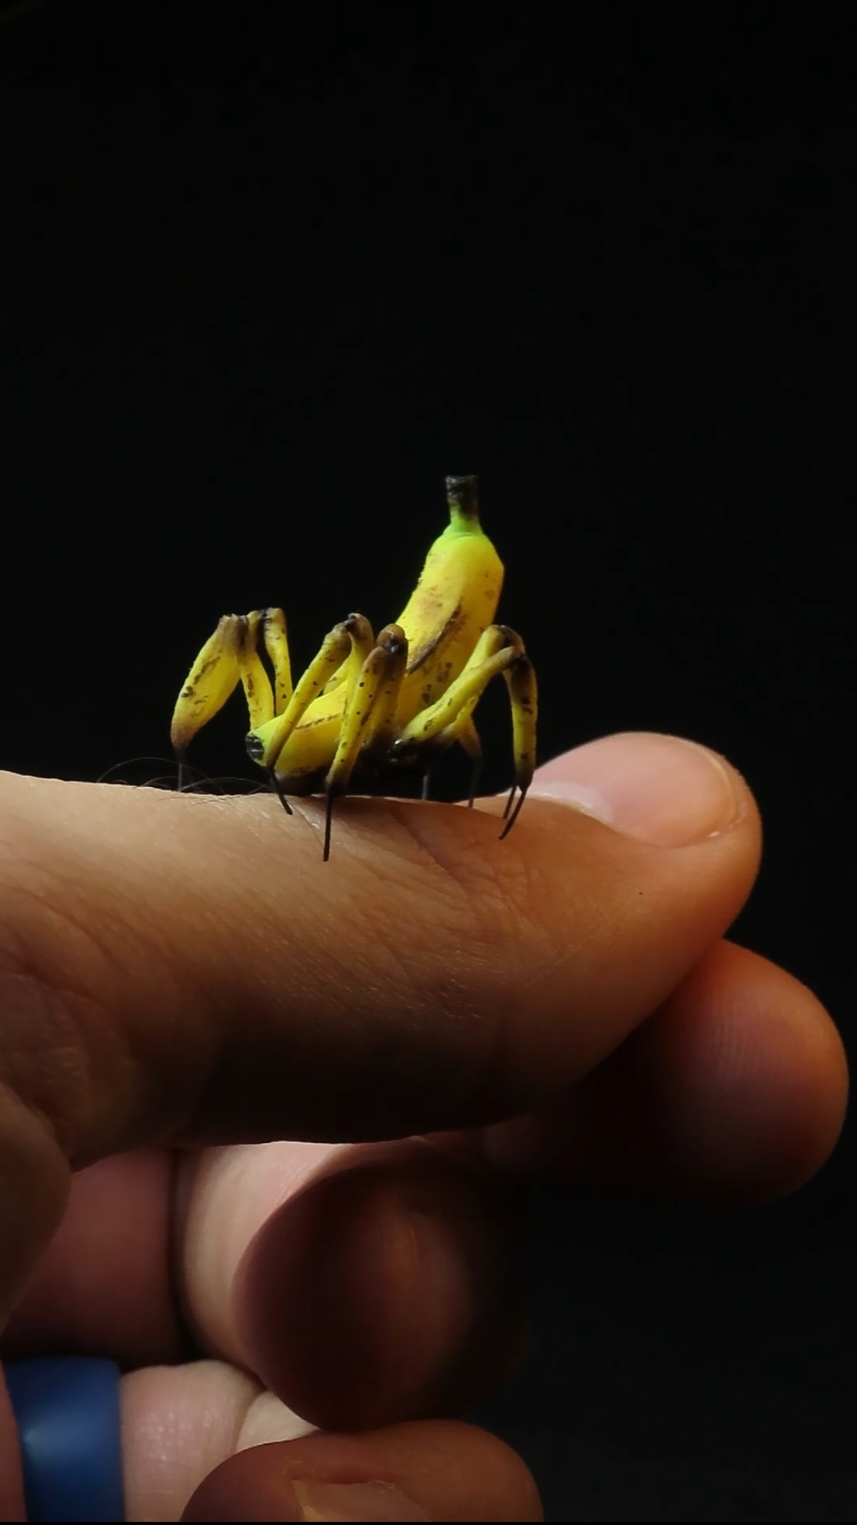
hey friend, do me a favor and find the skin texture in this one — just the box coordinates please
[0,733,848,1520]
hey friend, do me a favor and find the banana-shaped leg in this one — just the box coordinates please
[171,608,293,786]
[394,624,537,837]
[498,646,538,837]
[322,624,409,860]
[253,614,376,777]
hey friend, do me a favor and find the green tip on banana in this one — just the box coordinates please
[445,474,481,534]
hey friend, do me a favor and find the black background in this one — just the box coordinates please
[1,3,854,1519]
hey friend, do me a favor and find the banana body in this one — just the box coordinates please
[393,487,503,710]
[256,479,504,784]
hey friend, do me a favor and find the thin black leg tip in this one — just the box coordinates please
[267,769,294,815]
[323,791,334,861]
[499,785,528,840]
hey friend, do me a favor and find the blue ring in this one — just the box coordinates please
[4,1357,125,1523]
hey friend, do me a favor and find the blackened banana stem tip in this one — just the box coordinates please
[445,474,480,530]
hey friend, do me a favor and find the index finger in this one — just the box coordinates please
[0,733,759,1317]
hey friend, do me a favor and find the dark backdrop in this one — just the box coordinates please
[1,4,853,1519]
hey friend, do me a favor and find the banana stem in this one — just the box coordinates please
[445,474,481,533]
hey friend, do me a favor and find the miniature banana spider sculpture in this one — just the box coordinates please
[171,475,537,858]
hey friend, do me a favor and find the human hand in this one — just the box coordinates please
[0,733,847,1520]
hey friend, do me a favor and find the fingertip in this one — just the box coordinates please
[181,1421,543,1523]
[480,941,849,1202]
[529,732,759,849]
[234,1149,527,1430]
[665,942,849,1199]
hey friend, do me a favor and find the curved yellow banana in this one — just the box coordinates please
[393,474,504,713]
